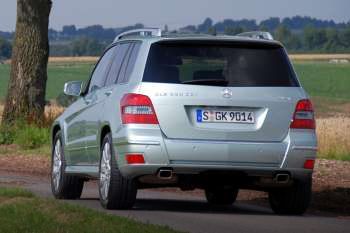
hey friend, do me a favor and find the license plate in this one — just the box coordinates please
[196,109,255,123]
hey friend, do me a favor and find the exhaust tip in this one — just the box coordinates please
[157,169,173,180]
[274,173,290,184]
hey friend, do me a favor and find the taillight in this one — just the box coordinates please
[304,159,315,170]
[121,93,159,124]
[290,99,315,129]
[125,154,145,164]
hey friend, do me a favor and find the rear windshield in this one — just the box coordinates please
[142,42,299,87]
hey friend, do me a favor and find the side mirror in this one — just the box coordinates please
[64,81,83,97]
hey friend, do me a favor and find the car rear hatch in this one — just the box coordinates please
[139,40,304,166]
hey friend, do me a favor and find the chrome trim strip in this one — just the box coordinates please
[66,145,98,152]
[166,138,283,145]
[115,139,161,146]
[66,146,85,152]
[292,146,318,151]
[170,160,279,168]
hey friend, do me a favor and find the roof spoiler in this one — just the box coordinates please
[113,28,274,42]
[114,28,162,42]
[236,31,274,40]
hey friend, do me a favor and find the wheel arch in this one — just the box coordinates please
[52,123,62,145]
[100,124,112,151]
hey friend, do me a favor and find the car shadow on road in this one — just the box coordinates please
[131,198,273,215]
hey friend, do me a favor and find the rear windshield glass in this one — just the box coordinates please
[142,42,299,87]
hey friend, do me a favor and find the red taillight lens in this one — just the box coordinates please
[304,159,315,170]
[290,99,315,129]
[126,154,145,164]
[121,94,159,124]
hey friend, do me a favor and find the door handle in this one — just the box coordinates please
[104,91,113,96]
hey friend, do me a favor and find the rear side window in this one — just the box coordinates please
[142,42,299,87]
[104,43,131,87]
[119,43,141,83]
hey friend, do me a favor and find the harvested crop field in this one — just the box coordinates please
[289,54,350,61]
[0,104,64,123]
[48,56,98,63]
[317,117,350,161]
[3,54,350,64]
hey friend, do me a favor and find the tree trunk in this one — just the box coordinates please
[2,0,52,125]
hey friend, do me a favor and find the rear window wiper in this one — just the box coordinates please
[181,79,229,86]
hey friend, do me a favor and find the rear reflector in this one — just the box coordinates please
[121,94,159,124]
[304,159,315,170]
[290,99,315,129]
[126,154,145,164]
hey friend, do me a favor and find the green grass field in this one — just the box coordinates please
[0,63,94,101]
[0,61,349,102]
[0,187,180,233]
[294,62,350,100]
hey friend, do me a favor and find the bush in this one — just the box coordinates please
[13,125,50,149]
[0,124,16,145]
[56,92,77,107]
[0,107,62,149]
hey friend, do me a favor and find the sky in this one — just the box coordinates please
[0,0,349,31]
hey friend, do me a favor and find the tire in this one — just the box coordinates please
[98,133,137,210]
[268,178,312,215]
[51,131,84,199]
[205,186,239,205]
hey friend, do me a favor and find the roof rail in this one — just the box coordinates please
[236,31,274,40]
[114,28,162,42]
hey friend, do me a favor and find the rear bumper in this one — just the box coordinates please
[113,125,317,183]
[118,163,313,183]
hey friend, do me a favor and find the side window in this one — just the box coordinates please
[116,44,133,84]
[104,43,131,87]
[119,42,141,83]
[88,47,116,93]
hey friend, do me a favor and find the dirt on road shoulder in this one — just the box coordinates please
[0,145,49,176]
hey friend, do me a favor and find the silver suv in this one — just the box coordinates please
[51,29,317,214]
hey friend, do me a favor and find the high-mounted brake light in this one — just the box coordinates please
[121,94,159,124]
[290,99,315,129]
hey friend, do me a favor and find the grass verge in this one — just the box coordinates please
[0,187,181,233]
[0,123,50,149]
[0,187,34,198]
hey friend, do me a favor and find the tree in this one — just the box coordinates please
[0,37,12,59]
[71,37,105,56]
[303,26,327,50]
[208,26,217,35]
[62,25,77,37]
[2,0,52,125]
[197,18,213,33]
[324,28,342,52]
[260,17,280,31]
[224,26,243,35]
[339,28,350,48]
[164,24,169,33]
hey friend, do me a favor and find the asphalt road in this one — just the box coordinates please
[1,172,349,233]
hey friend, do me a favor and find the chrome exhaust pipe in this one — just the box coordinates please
[157,169,173,180]
[274,173,290,184]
